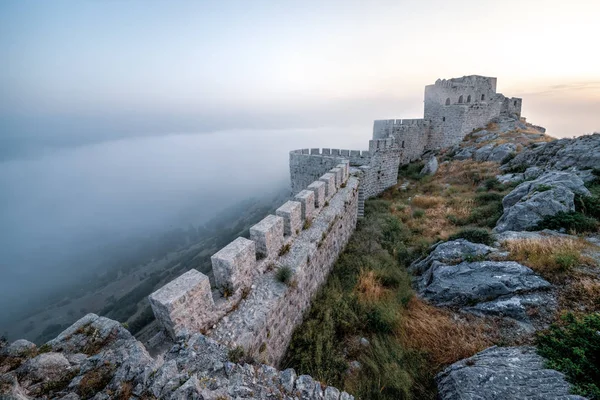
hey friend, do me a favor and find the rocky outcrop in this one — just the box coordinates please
[420,155,438,176]
[0,314,353,400]
[436,346,586,400]
[504,132,600,173]
[411,240,555,331]
[494,171,591,232]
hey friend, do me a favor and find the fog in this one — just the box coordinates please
[0,126,369,327]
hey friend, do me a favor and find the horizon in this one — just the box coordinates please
[1,0,599,158]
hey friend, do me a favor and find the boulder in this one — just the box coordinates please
[436,346,586,400]
[495,171,591,233]
[496,173,524,184]
[475,132,498,143]
[488,143,517,162]
[454,147,474,160]
[0,340,36,358]
[474,144,495,161]
[420,155,438,175]
[17,352,71,383]
[409,239,498,275]
[418,261,551,308]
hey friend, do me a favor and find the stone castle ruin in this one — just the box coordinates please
[148,75,522,367]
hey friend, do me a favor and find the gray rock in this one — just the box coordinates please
[169,375,203,400]
[436,346,586,400]
[496,172,524,184]
[0,340,36,358]
[324,385,341,400]
[475,132,498,143]
[17,352,72,383]
[471,129,490,138]
[279,368,296,393]
[488,143,517,162]
[464,292,557,330]
[495,171,591,232]
[359,337,370,347]
[409,239,498,275]
[419,260,551,307]
[474,143,495,161]
[420,155,438,175]
[505,132,600,172]
[454,147,474,160]
[340,391,355,400]
[524,166,544,180]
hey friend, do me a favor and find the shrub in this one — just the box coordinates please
[365,302,399,334]
[500,153,516,165]
[412,209,425,219]
[482,177,504,191]
[536,312,600,399]
[534,211,598,233]
[448,228,494,246]
[398,162,425,180]
[575,194,600,220]
[303,219,312,230]
[228,346,246,363]
[505,164,527,174]
[278,243,291,256]
[276,266,293,285]
[475,192,504,205]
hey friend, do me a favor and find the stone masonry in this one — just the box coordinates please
[149,74,526,372]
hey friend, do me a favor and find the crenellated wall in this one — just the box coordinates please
[149,163,357,366]
[149,73,525,371]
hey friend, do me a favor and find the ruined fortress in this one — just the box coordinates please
[148,75,522,367]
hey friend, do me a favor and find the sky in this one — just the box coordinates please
[1,0,599,148]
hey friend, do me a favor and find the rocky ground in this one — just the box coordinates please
[0,314,353,399]
[413,118,600,399]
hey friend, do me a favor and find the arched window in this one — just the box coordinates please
[458,95,463,103]
[481,94,485,101]
[467,95,471,103]
[445,98,450,105]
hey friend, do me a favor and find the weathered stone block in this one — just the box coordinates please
[295,190,315,221]
[336,163,348,182]
[310,148,319,155]
[330,167,342,188]
[250,215,285,258]
[211,237,256,292]
[307,181,326,207]
[148,269,214,339]
[319,173,336,199]
[276,201,302,236]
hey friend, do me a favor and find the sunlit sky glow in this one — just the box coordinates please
[1,0,599,140]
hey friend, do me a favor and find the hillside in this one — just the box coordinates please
[1,118,599,399]
[284,119,600,399]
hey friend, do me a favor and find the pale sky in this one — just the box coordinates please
[1,0,599,141]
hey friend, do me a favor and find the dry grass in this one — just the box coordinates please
[561,275,600,312]
[436,160,499,187]
[396,297,495,367]
[502,237,595,282]
[411,195,445,209]
[356,269,388,303]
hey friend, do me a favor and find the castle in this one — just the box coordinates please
[148,75,522,367]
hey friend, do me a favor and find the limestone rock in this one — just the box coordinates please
[487,142,516,162]
[495,171,590,232]
[420,155,438,175]
[454,147,474,160]
[504,132,600,172]
[17,352,71,383]
[436,346,586,400]
[474,143,495,161]
[0,340,36,358]
[418,260,551,308]
[409,239,498,275]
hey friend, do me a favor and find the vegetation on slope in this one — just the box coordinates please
[536,312,600,399]
[284,159,513,399]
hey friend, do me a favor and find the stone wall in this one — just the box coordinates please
[372,119,429,163]
[149,163,358,367]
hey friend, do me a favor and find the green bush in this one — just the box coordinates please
[505,164,528,174]
[534,211,598,233]
[500,153,516,165]
[276,266,293,285]
[575,194,600,220]
[475,192,504,205]
[448,228,494,246]
[536,312,600,399]
[482,177,504,191]
[412,209,425,219]
[398,162,425,180]
[365,303,399,334]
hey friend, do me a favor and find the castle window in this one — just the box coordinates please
[467,95,471,103]
[514,100,517,106]
[402,140,405,148]
[445,98,450,105]
[481,94,485,101]
[458,95,463,103]
[442,117,446,122]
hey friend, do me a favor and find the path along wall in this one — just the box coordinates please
[149,162,358,366]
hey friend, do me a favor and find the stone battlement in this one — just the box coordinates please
[149,162,356,366]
